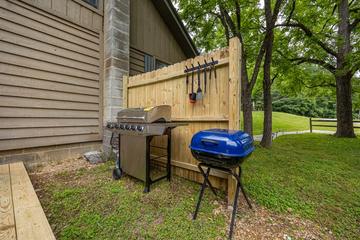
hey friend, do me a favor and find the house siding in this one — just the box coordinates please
[0,0,103,152]
[129,0,187,75]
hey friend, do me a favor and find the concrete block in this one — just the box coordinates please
[105,57,129,71]
[105,0,129,14]
[45,149,70,162]
[5,153,35,164]
[69,146,93,159]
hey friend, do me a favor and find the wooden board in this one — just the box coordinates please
[227,37,242,204]
[9,162,56,240]
[0,164,16,240]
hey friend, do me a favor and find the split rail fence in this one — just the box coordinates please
[309,118,360,132]
[122,38,242,202]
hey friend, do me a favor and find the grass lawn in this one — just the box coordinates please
[32,164,227,240]
[249,111,360,135]
[31,134,360,239]
[243,134,360,239]
[251,111,309,135]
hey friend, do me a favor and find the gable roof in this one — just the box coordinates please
[151,0,199,58]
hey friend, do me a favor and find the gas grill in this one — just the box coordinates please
[106,105,186,192]
[189,129,255,240]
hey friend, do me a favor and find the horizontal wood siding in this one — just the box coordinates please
[17,0,103,32]
[0,0,103,151]
[130,0,186,73]
[129,47,145,76]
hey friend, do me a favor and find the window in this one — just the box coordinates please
[144,54,155,72]
[144,54,169,72]
[82,0,98,8]
[155,59,169,70]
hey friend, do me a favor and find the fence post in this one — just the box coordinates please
[123,75,128,108]
[228,37,241,205]
[309,117,312,133]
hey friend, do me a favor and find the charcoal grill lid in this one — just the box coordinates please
[189,129,254,158]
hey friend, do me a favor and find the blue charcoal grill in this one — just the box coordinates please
[189,129,255,240]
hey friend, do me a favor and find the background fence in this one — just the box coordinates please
[123,38,241,202]
[310,118,360,132]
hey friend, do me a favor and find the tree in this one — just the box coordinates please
[277,0,360,137]
[260,0,280,147]
[176,0,283,136]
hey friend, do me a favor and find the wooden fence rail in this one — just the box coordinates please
[309,118,360,132]
[123,38,241,203]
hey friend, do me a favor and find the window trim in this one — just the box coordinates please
[82,0,98,9]
[72,0,103,16]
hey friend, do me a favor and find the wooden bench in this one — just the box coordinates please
[0,162,55,240]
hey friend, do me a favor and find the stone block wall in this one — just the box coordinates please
[0,142,102,169]
[103,0,130,156]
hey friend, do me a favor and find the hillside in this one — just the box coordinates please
[250,111,310,135]
[249,111,359,135]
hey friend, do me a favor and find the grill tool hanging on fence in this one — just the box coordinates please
[185,66,189,94]
[211,57,218,93]
[189,63,197,103]
[196,62,203,100]
[204,60,208,93]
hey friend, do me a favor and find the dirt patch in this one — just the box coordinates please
[29,157,97,176]
[230,199,335,240]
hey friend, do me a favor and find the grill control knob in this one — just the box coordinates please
[125,125,130,130]
[115,123,120,129]
[130,125,136,131]
[120,124,125,129]
[137,125,144,132]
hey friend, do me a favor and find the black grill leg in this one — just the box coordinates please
[144,136,152,193]
[166,130,172,181]
[198,165,217,196]
[229,181,241,240]
[238,167,252,209]
[192,167,210,220]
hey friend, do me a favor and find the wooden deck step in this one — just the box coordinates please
[0,164,16,240]
[0,162,55,240]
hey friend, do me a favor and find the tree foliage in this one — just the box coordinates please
[174,0,360,134]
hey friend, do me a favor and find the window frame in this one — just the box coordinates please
[81,0,98,9]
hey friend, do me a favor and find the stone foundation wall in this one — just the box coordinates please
[0,142,102,169]
[103,0,130,157]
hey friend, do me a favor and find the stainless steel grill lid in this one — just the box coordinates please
[117,105,171,123]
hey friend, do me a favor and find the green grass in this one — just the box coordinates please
[251,111,309,135]
[34,164,227,240]
[33,134,360,239]
[243,134,360,239]
[249,111,360,135]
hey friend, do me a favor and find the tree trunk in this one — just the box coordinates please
[335,0,355,137]
[260,0,275,147]
[242,86,253,136]
[240,48,253,136]
[335,74,355,137]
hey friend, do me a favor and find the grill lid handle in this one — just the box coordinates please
[201,139,219,146]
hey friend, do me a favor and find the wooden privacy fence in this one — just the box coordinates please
[123,38,241,202]
[310,118,360,132]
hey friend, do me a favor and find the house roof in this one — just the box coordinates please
[151,0,199,58]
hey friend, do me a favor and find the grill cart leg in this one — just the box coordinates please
[166,129,172,181]
[232,167,252,209]
[198,164,217,196]
[192,167,211,220]
[112,133,122,180]
[229,180,241,240]
[144,136,152,193]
